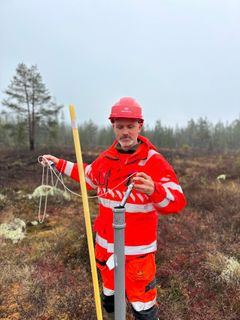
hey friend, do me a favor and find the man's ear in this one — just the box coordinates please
[139,122,143,131]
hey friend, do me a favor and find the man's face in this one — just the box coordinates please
[112,118,143,150]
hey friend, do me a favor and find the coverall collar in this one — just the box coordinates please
[105,135,158,162]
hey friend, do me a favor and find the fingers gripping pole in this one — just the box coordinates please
[69,105,103,320]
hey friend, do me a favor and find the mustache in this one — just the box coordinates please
[120,135,132,140]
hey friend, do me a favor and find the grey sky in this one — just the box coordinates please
[0,0,239,127]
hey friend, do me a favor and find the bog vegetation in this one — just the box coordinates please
[0,148,239,320]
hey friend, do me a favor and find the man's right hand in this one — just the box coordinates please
[41,154,59,166]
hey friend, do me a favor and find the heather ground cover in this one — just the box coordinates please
[0,149,239,320]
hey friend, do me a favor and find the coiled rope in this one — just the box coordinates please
[37,156,135,223]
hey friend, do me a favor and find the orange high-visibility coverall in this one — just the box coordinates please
[56,135,186,312]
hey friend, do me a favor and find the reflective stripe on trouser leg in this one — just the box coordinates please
[103,287,115,296]
[131,298,156,312]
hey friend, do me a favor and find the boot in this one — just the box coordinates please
[102,308,115,320]
[132,305,159,320]
[101,292,115,319]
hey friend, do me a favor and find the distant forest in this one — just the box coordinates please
[1,63,239,153]
[1,112,240,152]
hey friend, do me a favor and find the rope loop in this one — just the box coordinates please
[37,155,136,223]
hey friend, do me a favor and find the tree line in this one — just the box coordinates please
[1,63,240,153]
[1,113,240,153]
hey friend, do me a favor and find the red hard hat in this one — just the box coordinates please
[109,97,144,122]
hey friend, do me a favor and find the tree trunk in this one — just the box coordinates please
[29,137,34,150]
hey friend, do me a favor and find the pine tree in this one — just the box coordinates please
[2,63,62,150]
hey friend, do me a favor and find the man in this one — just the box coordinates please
[43,97,186,320]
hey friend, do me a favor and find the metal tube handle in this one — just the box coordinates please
[120,183,134,207]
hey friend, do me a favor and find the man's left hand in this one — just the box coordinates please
[132,172,155,196]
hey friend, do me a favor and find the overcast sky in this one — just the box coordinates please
[0,0,239,128]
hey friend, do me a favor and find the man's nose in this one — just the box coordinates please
[122,127,129,135]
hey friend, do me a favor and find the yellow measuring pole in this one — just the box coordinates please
[69,104,103,320]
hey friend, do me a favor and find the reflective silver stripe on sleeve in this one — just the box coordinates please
[163,186,175,201]
[131,298,156,312]
[161,177,170,182]
[64,161,74,176]
[154,181,183,208]
[162,181,183,193]
[85,176,97,189]
[138,149,158,166]
[98,198,154,213]
[156,198,170,208]
[96,234,157,255]
[84,164,92,175]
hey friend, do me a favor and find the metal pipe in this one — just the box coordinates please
[113,206,126,320]
[113,183,134,320]
[120,183,134,207]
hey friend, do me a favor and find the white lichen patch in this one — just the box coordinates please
[216,174,227,181]
[0,218,26,243]
[30,220,39,226]
[220,256,240,284]
[30,185,71,201]
[0,193,6,201]
[207,252,240,285]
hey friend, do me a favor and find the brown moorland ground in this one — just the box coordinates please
[0,148,239,320]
